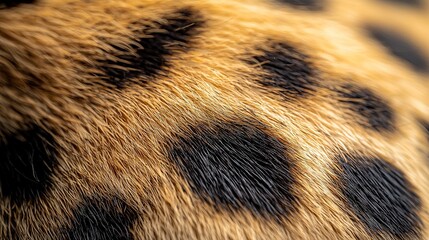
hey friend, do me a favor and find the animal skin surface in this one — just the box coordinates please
[0,0,428,239]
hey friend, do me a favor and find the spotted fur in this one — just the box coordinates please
[0,0,429,239]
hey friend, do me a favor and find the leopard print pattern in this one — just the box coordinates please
[0,0,428,239]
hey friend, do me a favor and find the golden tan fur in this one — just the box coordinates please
[0,0,428,239]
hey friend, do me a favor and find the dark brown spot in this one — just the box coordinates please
[169,119,297,218]
[336,84,396,132]
[64,195,138,240]
[0,125,57,204]
[367,25,429,74]
[247,42,318,98]
[99,8,204,88]
[337,154,422,238]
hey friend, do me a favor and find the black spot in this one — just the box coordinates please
[0,0,35,8]
[377,0,424,8]
[0,125,57,204]
[64,195,138,240]
[169,120,297,218]
[336,84,395,132]
[100,8,203,88]
[367,25,429,74]
[247,42,318,98]
[337,155,422,238]
[277,0,325,11]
